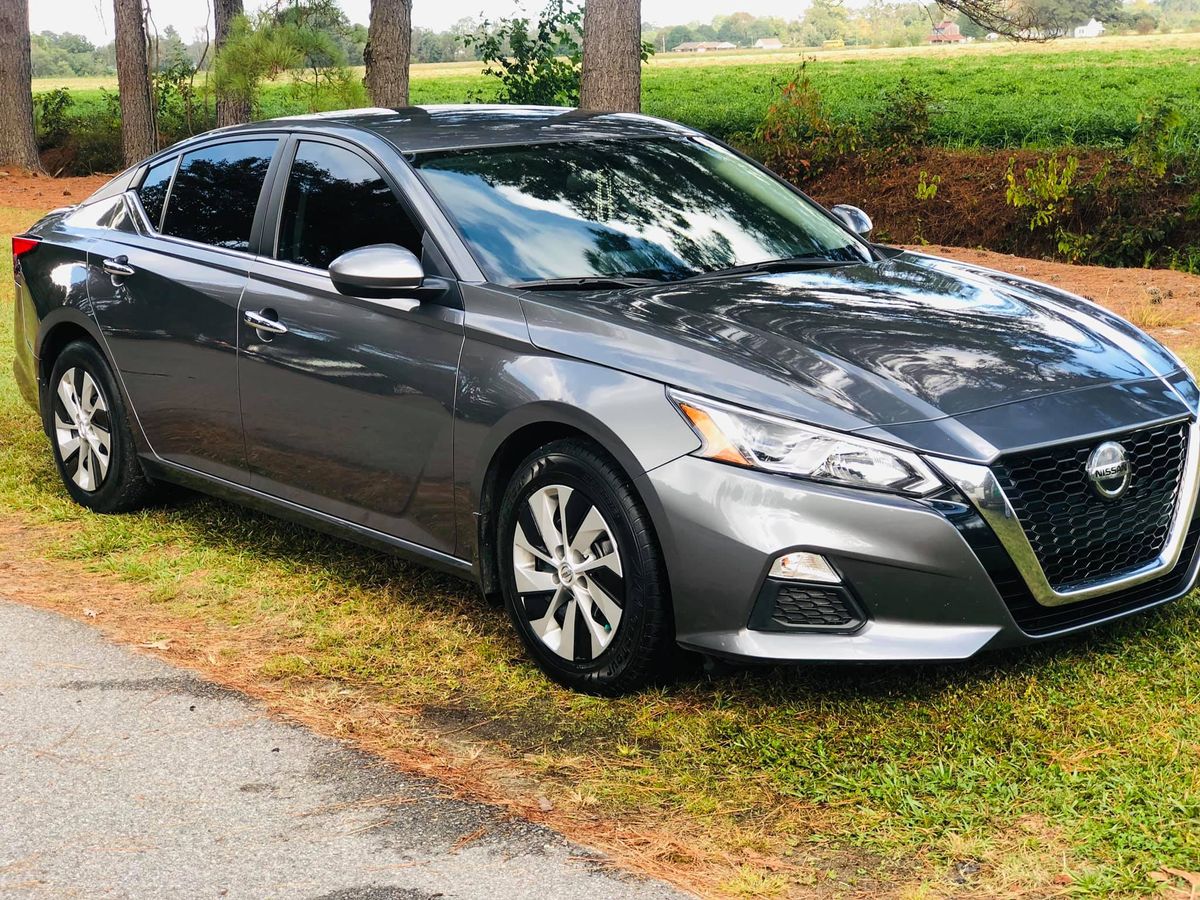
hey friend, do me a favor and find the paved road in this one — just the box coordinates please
[0,601,688,899]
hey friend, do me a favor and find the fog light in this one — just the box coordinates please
[769,552,840,583]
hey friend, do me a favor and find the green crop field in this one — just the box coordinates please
[32,33,1200,152]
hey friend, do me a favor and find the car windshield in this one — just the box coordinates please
[411,136,870,285]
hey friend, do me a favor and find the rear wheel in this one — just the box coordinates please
[498,439,672,694]
[46,340,156,513]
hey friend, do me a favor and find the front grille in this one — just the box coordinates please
[992,420,1189,590]
[748,581,865,633]
[983,512,1199,635]
[938,493,1200,636]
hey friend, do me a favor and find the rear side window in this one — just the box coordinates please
[276,141,422,270]
[65,195,135,232]
[137,157,177,229]
[161,140,277,252]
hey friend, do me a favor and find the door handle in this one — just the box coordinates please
[101,255,135,277]
[244,309,288,335]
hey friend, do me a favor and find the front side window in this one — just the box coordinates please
[412,136,870,285]
[161,140,277,251]
[276,141,423,270]
[137,157,177,229]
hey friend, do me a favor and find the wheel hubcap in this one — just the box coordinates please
[512,484,625,662]
[54,367,112,492]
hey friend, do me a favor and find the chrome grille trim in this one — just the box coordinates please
[933,417,1200,607]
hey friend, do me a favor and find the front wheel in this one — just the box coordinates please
[497,439,673,694]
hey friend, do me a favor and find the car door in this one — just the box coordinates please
[237,136,465,554]
[86,137,282,484]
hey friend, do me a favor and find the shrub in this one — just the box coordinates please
[461,0,584,106]
[748,62,859,184]
[34,87,74,149]
[1005,154,1080,231]
[872,78,931,155]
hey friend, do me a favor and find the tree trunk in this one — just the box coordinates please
[114,0,157,164]
[214,0,250,126]
[364,0,412,108]
[0,0,42,171]
[580,0,642,112]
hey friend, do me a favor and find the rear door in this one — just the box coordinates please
[86,137,282,483]
[237,136,464,553]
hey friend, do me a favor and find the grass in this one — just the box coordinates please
[33,32,1200,151]
[3,200,1200,896]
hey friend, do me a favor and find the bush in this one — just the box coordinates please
[746,62,859,184]
[461,0,584,106]
[871,78,931,155]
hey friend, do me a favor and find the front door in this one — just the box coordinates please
[87,138,280,483]
[237,138,464,554]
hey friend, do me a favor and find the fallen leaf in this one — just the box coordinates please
[537,795,553,812]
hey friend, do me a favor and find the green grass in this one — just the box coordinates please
[35,37,1200,153]
[3,202,1200,895]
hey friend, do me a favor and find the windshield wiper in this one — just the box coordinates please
[513,276,663,291]
[686,256,856,282]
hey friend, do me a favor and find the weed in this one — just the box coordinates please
[914,170,941,201]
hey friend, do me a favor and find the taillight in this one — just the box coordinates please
[13,236,39,259]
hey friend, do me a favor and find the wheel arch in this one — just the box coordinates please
[474,405,664,602]
[35,311,106,432]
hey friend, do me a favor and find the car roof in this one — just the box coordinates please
[205,104,700,154]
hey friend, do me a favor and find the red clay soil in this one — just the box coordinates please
[805,147,1118,249]
[0,170,109,211]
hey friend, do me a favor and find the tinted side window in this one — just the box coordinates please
[137,157,177,229]
[161,140,277,251]
[276,141,422,270]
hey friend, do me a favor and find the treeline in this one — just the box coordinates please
[32,20,488,82]
[643,0,1200,51]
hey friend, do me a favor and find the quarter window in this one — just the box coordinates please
[161,140,277,252]
[137,157,177,229]
[276,141,422,270]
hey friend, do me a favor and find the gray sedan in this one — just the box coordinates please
[13,106,1199,693]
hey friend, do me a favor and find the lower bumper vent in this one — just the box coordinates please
[748,580,865,633]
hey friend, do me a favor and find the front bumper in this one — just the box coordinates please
[636,455,1200,663]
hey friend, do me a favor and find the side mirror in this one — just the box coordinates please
[830,204,873,238]
[329,244,424,298]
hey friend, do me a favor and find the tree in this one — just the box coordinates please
[0,0,41,171]
[580,0,642,112]
[365,0,412,108]
[215,0,250,125]
[114,0,156,164]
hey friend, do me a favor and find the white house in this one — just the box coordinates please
[754,37,784,49]
[670,40,738,52]
[1074,18,1105,38]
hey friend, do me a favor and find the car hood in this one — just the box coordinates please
[519,251,1187,454]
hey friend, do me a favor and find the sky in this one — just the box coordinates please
[29,0,808,44]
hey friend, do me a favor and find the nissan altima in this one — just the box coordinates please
[13,106,1200,693]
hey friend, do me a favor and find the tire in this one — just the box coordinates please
[45,339,156,513]
[497,438,673,694]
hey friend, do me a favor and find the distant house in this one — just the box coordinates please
[754,37,784,49]
[929,18,965,43]
[1074,18,1105,37]
[670,40,738,52]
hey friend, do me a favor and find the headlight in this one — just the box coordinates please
[669,389,943,496]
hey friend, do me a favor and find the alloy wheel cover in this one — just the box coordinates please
[54,367,112,492]
[511,483,626,662]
